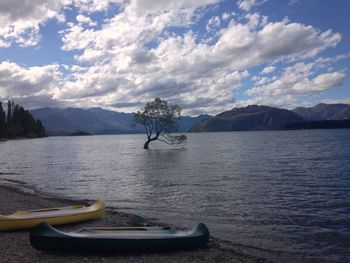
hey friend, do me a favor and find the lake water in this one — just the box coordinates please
[1,130,350,262]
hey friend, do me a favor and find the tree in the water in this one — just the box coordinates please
[133,98,187,149]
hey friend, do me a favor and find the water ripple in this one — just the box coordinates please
[0,130,349,262]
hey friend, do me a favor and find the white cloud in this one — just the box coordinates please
[56,2,343,114]
[221,12,232,20]
[253,75,277,85]
[61,0,223,58]
[237,0,257,11]
[0,61,61,99]
[0,0,63,47]
[64,0,124,13]
[237,0,267,12]
[206,16,221,32]
[310,71,346,92]
[261,65,276,74]
[244,52,350,107]
[245,12,261,29]
[212,19,341,70]
[0,0,123,47]
[246,67,346,97]
[322,97,350,105]
[76,14,97,26]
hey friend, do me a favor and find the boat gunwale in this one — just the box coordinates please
[31,233,205,241]
[0,201,105,221]
[30,222,210,251]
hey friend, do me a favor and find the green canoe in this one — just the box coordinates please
[30,222,209,252]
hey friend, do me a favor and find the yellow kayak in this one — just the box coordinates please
[0,200,105,231]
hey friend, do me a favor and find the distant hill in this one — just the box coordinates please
[30,107,210,136]
[293,103,350,121]
[70,130,92,136]
[177,114,211,132]
[283,119,350,130]
[189,105,305,132]
[30,107,137,136]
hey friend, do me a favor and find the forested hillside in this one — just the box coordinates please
[0,101,46,139]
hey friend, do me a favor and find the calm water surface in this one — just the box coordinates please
[1,130,350,262]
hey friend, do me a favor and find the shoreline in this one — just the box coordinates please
[0,183,265,263]
[0,181,335,263]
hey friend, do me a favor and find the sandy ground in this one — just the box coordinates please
[0,184,271,263]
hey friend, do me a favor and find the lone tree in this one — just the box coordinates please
[133,98,187,149]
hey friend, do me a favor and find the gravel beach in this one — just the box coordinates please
[0,184,267,263]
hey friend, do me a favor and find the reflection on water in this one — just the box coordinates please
[1,130,350,262]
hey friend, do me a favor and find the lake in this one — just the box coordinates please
[1,130,350,262]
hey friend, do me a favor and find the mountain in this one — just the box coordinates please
[30,107,210,136]
[177,114,211,132]
[293,103,350,121]
[189,105,305,132]
[283,119,350,130]
[30,107,139,135]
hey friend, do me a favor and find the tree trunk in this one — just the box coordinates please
[144,139,151,149]
[144,136,158,149]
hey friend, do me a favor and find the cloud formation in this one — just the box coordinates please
[57,7,342,114]
[237,0,267,12]
[0,0,64,47]
[0,61,64,108]
[261,66,276,75]
[0,61,60,97]
[247,70,346,96]
[0,0,348,114]
[0,0,122,47]
[243,54,348,109]
[238,0,257,11]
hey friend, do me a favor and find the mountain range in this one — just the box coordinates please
[292,103,350,121]
[190,103,350,132]
[189,105,304,132]
[30,103,350,135]
[30,107,210,135]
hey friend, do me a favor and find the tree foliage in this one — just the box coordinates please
[0,100,46,139]
[0,102,6,138]
[133,98,187,149]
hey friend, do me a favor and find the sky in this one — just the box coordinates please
[0,0,349,115]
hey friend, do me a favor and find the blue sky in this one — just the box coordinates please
[0,0,349,115]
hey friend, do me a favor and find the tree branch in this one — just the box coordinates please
[157,138,177,145]
[159,134,185,145]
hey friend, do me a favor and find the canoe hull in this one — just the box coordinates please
[30,222,209,252]
[0,201,105,231]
